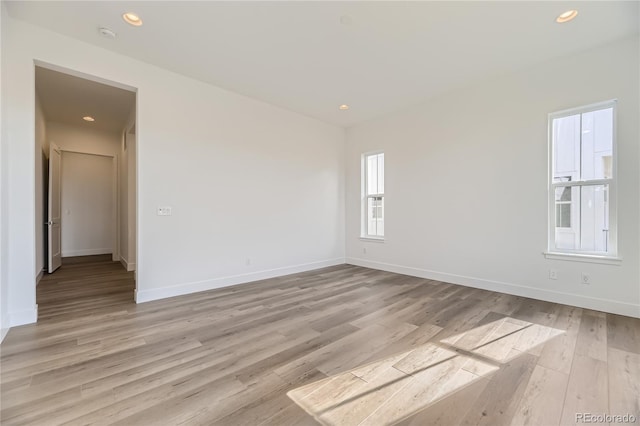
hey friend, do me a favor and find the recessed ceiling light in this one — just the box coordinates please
[83,116,95,122]
[123,12,143,26]
[339,104,350,110]
[556,10,578,23]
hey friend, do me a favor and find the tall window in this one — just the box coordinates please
[548,100,616,256]
[363,152,384,239]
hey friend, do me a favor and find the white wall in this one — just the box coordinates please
[2,16,345,326]
[47,121,120,158]
[34,93,47,281]
[119,107,136,272]
[346,36,640,318]
[119,130,128,264]
[61,151,114,257]
[126,129,136,271]
[3,15,37,326]
[0,2,9,342]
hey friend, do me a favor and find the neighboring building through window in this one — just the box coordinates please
[549,100,616,256]
[555,177,572,229]
[363,152,384,239]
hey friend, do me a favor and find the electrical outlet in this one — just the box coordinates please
[549,269,558,280]
[581,273,591,285]
[246,258,251,266]
[363,247,367,254]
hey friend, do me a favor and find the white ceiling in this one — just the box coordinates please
[8,1,639,128]
[35,66,136,133]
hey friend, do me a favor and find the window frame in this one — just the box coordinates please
[361,151,385,241]
[546,99,619,262]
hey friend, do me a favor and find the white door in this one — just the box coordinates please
[48,143,62,273]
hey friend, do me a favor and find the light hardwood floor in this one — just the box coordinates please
[0,256,638,425]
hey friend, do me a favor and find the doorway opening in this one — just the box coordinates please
[35,64,137,316]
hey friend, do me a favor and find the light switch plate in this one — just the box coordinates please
[157,206,172,216]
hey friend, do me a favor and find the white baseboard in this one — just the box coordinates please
[0,313,9,343]
[136,258,346,304]
[120,256,136,272]
[347,257,640,319]
[62,248,112,257]
[9,305,38,327]
[36,269,44,286]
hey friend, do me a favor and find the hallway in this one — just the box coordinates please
[37,255,135,321]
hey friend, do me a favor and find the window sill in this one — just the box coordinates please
[360,236,385,243]
[543,251,622,265]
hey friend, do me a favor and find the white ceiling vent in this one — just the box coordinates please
[98,27,117,39]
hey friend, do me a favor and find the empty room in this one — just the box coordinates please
[0,1,638,426]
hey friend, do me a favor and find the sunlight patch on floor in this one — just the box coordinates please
[441,316,565,362]
[287,316,565,425]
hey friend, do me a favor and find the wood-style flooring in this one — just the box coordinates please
[0,256,638,425]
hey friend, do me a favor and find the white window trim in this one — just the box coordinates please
[546,99,619,262]
[542,251,622,265]
[361,150,385,241]
[360,236,385,242]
